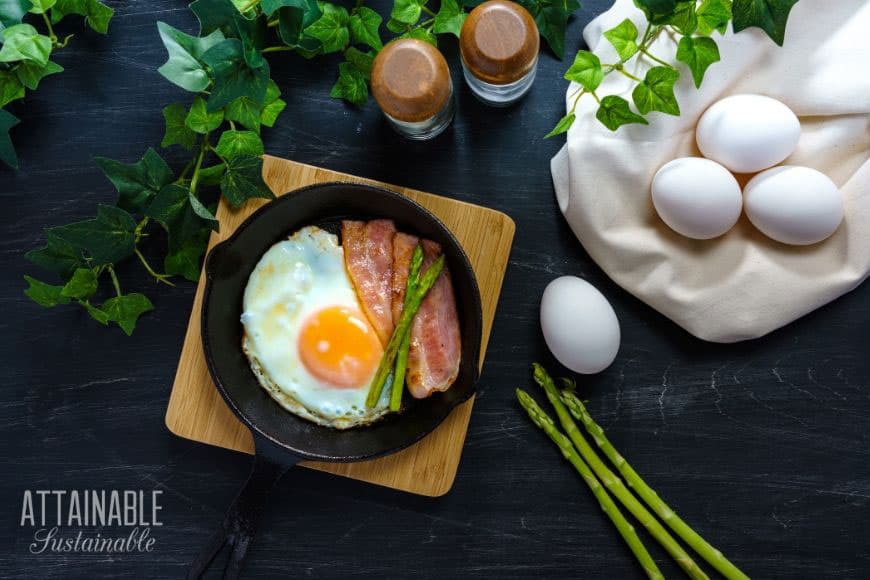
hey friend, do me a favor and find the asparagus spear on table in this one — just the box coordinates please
[389,245,424,411]
[560,385,749,580]
[516,389,664,580]
[366,250,443,408]
[531,364,709,579]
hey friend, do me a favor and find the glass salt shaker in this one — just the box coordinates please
[371,39,455,140]
[459,0,539,106]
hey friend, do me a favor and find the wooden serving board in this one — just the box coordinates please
[165,156,514,497]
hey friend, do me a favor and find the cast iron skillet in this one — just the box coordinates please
[189,182,483,579]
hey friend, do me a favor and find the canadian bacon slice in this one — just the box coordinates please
[404,240,462,398]
[341,219,396,347]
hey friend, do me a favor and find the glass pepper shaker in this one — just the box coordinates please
[459,0,539,106]
[371,39,455,140]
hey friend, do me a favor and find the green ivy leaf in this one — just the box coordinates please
[188,192,218,226]
[161,103,197,150]
[544,112,575,139]
[81,300,109,325]
[215,129,264,159]
[603,18,639,61]
[146,183,189,224]
[260,0,301,16]
[349,6,382,50]
[14,59,62,90]
[226,96,262,132]
[0,108,19,168]
[255,79,285,128]
[24,275,70,307]
[329,61,367,106]
[344,46,374,78]
[0,71,25,107]
[260,97,286,127]
[522,0,579,60]
[189,0,239,36]
[386,17,408,34]
[46,204,137,265]
[732,0,797,46]
[100,293,154,335]
[185,95,225,134]
[676,35,720,87]
[220,155,275,207]
[60,267,98,299]
[93,148,175,213]
[633,0,681,24]
[400,27,436,46]
[667,0,697,35]
[197,163,226,186]
[632,66,680,116]
[233,12,268,69]
[201,38,271,111]
[596,95,649,130]
[25,231,84,278]
[50,0,113,34]
[432,0,465,38]
[276,0,321,47]
[390,0,423,25]
[146,184,212,282]
[0,0,32,28]
[27,0,55,14]
[156,21,225,92]
[0,24,52,66]
[304,5,349,53]
[697,0,732,35]
[564,50,603,92]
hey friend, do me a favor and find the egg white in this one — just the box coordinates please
[241,226,390,429]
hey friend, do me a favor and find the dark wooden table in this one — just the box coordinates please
[2,1,868,578]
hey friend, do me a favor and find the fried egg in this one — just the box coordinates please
[241,226,390,429]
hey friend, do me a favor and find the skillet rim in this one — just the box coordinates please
[200,181,483,462]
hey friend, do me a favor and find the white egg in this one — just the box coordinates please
[651,157,743,240]
[744,166,844,246]
[696,94,801,173]
[242,226,389,429]
[540,276,620,374]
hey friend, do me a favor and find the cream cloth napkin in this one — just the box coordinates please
[551,0,870,343]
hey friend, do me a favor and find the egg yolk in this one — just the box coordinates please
[298,306,383,388]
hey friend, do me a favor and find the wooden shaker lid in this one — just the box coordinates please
[460,0,539,85]
[371,39,452,123]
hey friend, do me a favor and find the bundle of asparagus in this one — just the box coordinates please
[517,364,748,580]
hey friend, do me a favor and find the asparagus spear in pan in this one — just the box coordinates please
[532,364,710,580]
[560,386,749,580]
[389,245,424,411]
[516,389,664,580]
[366,249,443,408]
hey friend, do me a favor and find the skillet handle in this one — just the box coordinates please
[188,447,298,580]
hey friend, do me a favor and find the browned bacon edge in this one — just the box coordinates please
[341,219,396,347]
[401,240,462,398]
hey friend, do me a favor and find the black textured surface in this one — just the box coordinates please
[2,1,868,578]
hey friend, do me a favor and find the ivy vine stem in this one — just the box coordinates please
[107,265,122,297]
[40,11,59,46]
[616,67,641,82]
[135,247,175,286]
[188,134,210,197]
[639,48,670,67]
[262,45,295,53]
